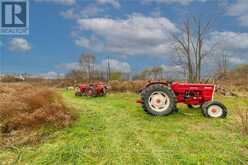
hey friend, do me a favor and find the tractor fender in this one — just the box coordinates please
[138,81,170,94]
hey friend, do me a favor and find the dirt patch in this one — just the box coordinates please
[0,83,77,148]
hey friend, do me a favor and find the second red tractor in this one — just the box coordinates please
[75,83,108,97]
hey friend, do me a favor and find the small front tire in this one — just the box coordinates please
[85,87,97,97]
[201,101,227,118]
[75,91,82,96]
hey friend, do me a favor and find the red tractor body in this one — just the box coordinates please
[138,81,227,118]
[171,82,215,106]
[75,83,108,97]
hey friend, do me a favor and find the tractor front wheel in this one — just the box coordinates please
[201,101,227,118]
[141,84,176,116]
[100,88,107,96]
[75,91,82,96]
[85,87,97,97]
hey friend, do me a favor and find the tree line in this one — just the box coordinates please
[66,53,131,82]
[66,14,233,83]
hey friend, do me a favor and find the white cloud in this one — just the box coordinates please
[60,8,79,20]
[8,38,32,53]
[57,62,80,70]
[226,0,248,26]
[229,57,245,65]
[60,0,119,19]
[75,37,91,48]
[207,31,248,64]
[75,36,104,51]
[96,0,120,8]
[208,31,248,50]
[61,4,104,20]
[34,0,75,5]
[226,0,248,16]
[81,4,103,17]
[39,71,64,79]
[75,14,177,56]
[99,59,131,73]
[237,15,248,26]
[143,0,207,5]
[160,64,183,72]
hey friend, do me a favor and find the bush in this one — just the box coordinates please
[0,83,76,132]
[0,75,24,82]
[109,80,146,93]
[0,83,77,147]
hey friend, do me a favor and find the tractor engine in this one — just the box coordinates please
[171,82,215,106]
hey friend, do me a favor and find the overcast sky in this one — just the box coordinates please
[0,0,248,76]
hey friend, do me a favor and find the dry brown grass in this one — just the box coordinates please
[237,108,248,136]
[109,80,146,92]
[215,64,248,96]
[0,83,77,147]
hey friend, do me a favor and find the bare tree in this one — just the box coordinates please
[133,66,165,80]
[151,66,164,80]
[79,53,96,82]
[66,69,86,82]
[217,51,229,75]
[173,15,216,82]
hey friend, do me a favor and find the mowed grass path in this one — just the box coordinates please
[0,91,247,164]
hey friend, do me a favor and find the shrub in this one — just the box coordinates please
[109,80,146,93]
[0,83,77,147]
[0,75,24,82]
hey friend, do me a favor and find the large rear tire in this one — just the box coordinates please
[140,84,176,116]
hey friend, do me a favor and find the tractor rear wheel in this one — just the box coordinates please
[141,84,176,116]
[85,87,97,97]
[201,101,227,118]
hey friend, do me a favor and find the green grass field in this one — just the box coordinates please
[0,91,248,165]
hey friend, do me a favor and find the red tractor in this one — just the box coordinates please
[137,81,227,118]
[75,83,108,97]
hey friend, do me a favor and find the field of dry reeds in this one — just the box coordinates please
[0,83,77,147]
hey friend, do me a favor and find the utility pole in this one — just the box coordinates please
[0,36,3,81]
[107,56,111,82]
